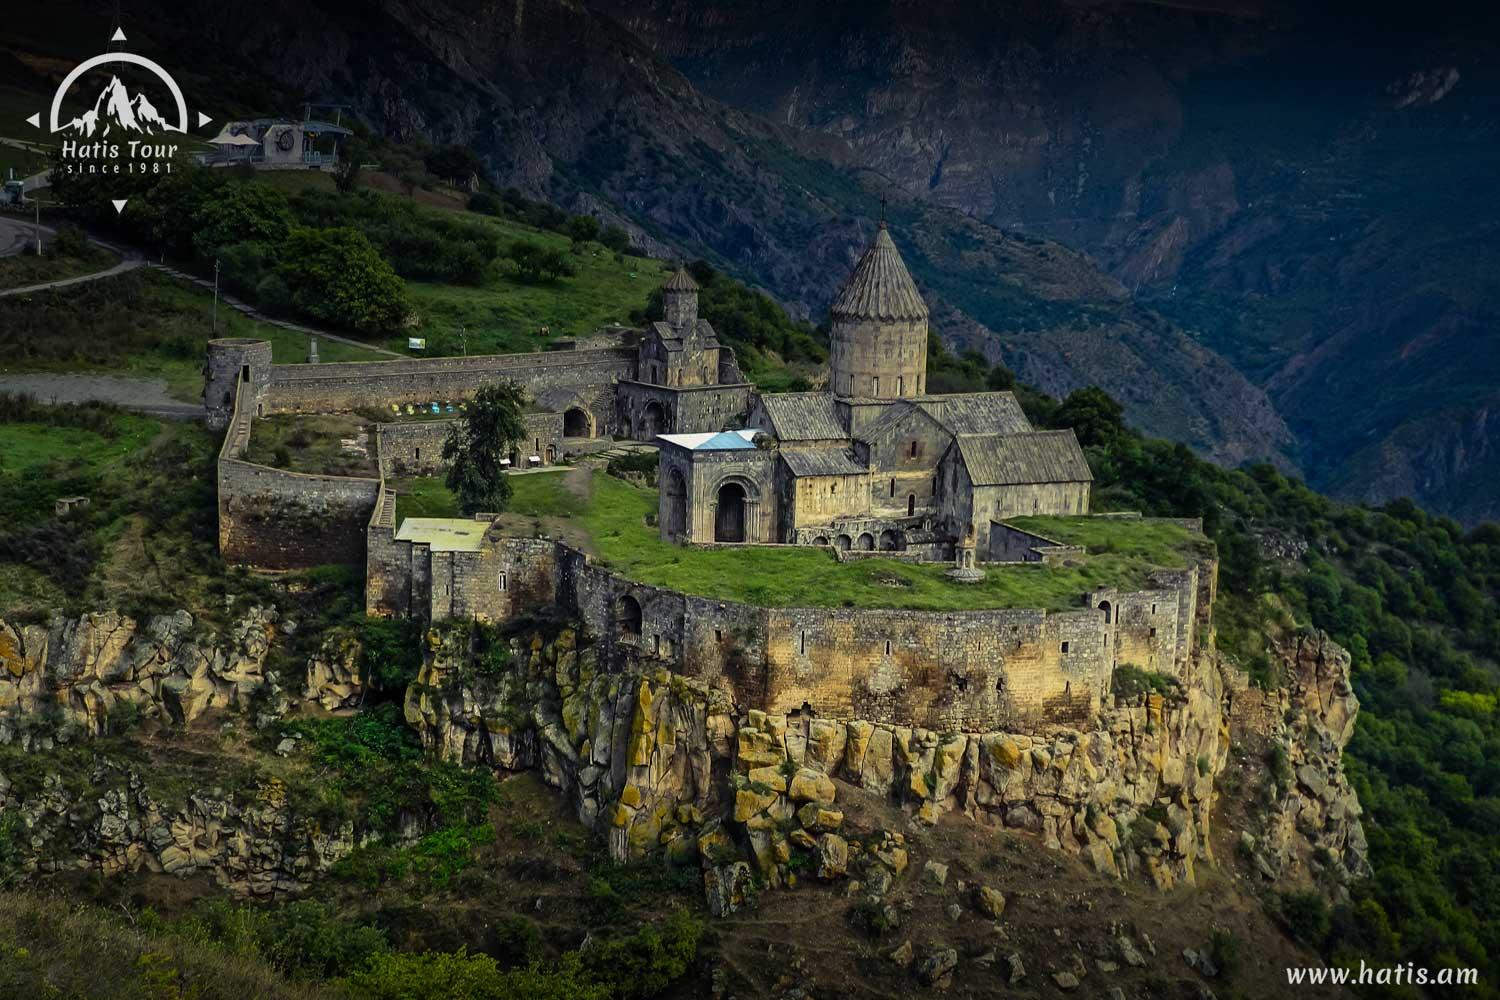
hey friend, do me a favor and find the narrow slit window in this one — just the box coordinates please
[1060,641,1070,654]
[799,631,807,655]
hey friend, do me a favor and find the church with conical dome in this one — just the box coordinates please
[655,222,1093,562]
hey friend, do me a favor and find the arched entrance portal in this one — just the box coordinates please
[1097,600,1113,625]
[835,534,852,552]
[665,469,688,537]
[563,407,591,438]
[855,532,875,551]
[715,482,748,542]
[639,401,666,438]
[878,529,903,551]
[617,594,643,639]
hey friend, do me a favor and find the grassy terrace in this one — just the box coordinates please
[242,415,378,478]
[393,471,1207,611]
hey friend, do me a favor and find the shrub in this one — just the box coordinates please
[1278,891,1331,948]
[278,227,408,335]
[508,241,575,282]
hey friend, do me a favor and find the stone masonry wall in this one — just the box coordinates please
[264,348,635,415]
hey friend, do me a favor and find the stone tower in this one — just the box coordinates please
[203,338,273,430]
[662,265,700,330]
[828,222,929,399]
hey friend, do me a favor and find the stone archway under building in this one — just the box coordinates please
[563,407,592,438]
[855,532,875,551]
[640,401,667,439]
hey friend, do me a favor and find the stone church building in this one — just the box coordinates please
[657,222,1093,562]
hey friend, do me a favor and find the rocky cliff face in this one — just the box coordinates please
[0,609,365,742]
[406,619,1365,906]
[0,609,367,896]
[1226,630,1371,887]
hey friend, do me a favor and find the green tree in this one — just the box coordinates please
[598,224,631,253]
[424,144,485,184]
[1051,386,1126,448]
[565,214,601,244]
[278,227,409,335]
[333,142,365,194]
[192,182,295,260]
[508,240,575,282]
[443,383,528,515]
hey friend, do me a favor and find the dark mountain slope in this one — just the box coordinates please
[587,0,1500,522]
[0,0,1291,467]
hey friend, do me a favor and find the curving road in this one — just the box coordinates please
[0,215,42,258]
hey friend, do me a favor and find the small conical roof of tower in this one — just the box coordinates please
[830,222,928,323]
[663,265,699,292]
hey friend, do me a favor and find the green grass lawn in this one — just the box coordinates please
[1005,515,1207,566]
[0,415,159,475]
[390,476,461,523]
[399,240,668,357]
[387,470,1205,611]
[0,269,389,401]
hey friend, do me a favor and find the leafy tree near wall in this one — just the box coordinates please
[443,383,528,515]
[278,227,409,336]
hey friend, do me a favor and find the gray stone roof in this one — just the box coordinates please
[781,447,867,478]
[758,392,847,441]
[917,392,1033,435]
[953,430,1093,486]
[662,266,700,292]
[650,319,719,351]
[853,400,948,445]
[829,224,929,323]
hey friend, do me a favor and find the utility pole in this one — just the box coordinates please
[212,258,221,333]
[459,324,467,357]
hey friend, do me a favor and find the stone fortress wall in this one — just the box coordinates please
[364,508,1215,732]
[209,334,640,571]
[210,332,1213,733]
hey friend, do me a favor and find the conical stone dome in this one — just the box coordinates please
[829,223,928,323]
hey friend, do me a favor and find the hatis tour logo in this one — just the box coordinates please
[25,27,212,207]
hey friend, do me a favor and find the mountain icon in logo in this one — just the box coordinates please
[63,76,170,137]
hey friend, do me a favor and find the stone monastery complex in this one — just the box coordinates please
[209,222,1215,735]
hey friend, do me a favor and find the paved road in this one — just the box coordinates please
[0,216,43,258]
[0,373,200,419]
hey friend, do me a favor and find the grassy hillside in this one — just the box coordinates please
[0,268,388,402]
[251,170,670,356]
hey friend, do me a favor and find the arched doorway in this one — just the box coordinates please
[715,482,748,542]
[665,468,688,537]
[855,532,875,551]
[507,448,519,469]
[640,401,666,438]
[1097,600,1112,625]
[811,536,829,546]
[878,529,900,551]
[835,534,852,552]
[617,594,643,639]
[563,407,591,438]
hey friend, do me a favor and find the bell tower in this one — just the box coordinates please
[828,222,929,399]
